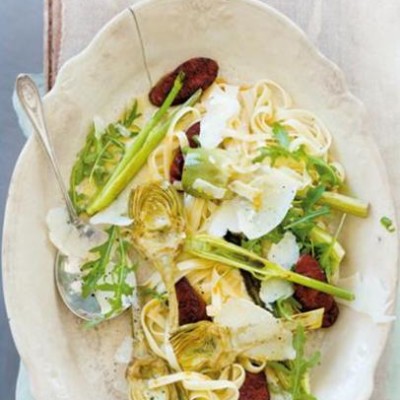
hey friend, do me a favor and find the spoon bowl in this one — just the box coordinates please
[55,253,103,321]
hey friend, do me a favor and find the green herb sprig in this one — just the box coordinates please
[380,216,396,233]
[253,142,339,189]
[274,297,302,319]
[241,228,284,257]
[281,186,331,245]
[269,325,320,400]
[70,100,141,213]
[272,122,290,148]
[140,287,168,302]
[81,226,136,320]
[284,206,331,231]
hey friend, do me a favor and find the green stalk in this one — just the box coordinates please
[309,226,345,266]
[87,86,201,215]
[184,234,355,301]
[318,191,369,218]
[87,74,184,215]
[279,269,352,299]
[116,71,185,176]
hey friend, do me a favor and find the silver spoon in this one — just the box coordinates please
[16,74,129,321]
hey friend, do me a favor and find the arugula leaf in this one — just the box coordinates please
[282,186,325,255]
[283,201,332,256]
[313,214,346,280]
[253,145,292,165]
[272,122,290,148]
[286,186,327,246]
[241,237,263,255]
[140,287,168,302]
[284,206,331,230]
[301,185,326,212]
[69,100,141,213]
[274,297,301,319]
[122,99,141,127]
[380,216,396,233]
[302,152,339,188]
[241,228,284,256]
[81,226,118,298]
[253,144,339,189]
[291,326,320,399]
[314,242,335,278]
[316,237,339,279]
[269,325,320,400]
[81,226,136,320]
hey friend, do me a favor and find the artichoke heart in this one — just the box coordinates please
[127,357,178,400]
[170,321,236,373]
[129,182,186,259]
[129,181,186,330]
[171,299,298,374]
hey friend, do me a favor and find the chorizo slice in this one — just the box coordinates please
[239,371,270,400]
[322,301,339,327]
[175,276,210,326]
[170,150,185,183]
[149,58,219,106]
[185,121,201,148]
[170,122,200,182]
[294,254,339,328]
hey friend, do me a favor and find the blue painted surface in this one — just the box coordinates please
[0,1,43,399]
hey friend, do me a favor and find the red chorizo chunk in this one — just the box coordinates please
[170,150,185,183]
[294,254,339,328]
[175,277,210,326]
[149,58,219,106]
[170,122,200,182]
[185,121,201,148]
[295,254,326,281]
[239,371,270,400]
[323,301,339,327]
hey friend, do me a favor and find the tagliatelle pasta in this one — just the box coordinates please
[148,364,245,400]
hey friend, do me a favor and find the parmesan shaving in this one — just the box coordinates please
[199,85,240,148]
[214,298,295,361]
[338,273,395,323]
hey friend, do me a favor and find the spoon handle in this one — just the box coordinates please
[16,74,79,224]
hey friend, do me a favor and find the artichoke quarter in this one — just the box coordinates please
[126,357,180,400]
[170,321,236,374]
[130,181,186,330]
[170,299,298,374]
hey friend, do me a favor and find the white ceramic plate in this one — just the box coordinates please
[3,0,398,399]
